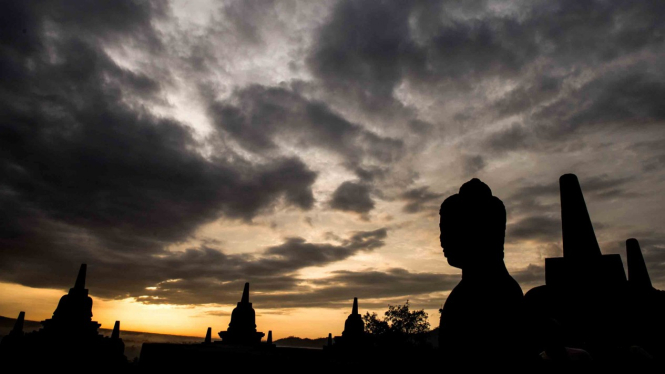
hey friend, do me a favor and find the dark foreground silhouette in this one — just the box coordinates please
[0,264,127,369]
[1,174,664,371]
[438,178,527,367]
[524,174,665,370]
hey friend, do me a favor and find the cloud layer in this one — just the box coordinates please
[1,0,664,312]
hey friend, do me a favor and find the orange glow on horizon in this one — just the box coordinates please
[0,282,429,340]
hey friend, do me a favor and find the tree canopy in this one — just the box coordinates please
[363,300,430,336]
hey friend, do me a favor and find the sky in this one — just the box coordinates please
[1,0,664,339]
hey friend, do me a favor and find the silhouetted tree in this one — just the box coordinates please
[362,301,431,349]
[384,301,430,334]
[363,312,389,335]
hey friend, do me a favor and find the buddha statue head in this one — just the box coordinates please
[439,178,506,269]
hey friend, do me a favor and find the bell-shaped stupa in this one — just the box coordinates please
[40,264,102,337]
[0,264,127,367]
[218,283,265,345]
[343,298,364,339]
[333,298,367,348]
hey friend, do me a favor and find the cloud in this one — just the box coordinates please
[532,69,665,139]
[2,0,665,312]
[484,123,532,153]
[632,139,665,171]
[307,0,418,111]
[511,264,545,288]
[462,154,486,175]
[503,174,642,245]
[0,225,388,306]
[204,311,231,317]
[2,1,166,48]
[507,215,561,243]
[329,181,375,214]
[0,0,323,295]
[113,229,388,306]
[401,187,445,214]
[307,0,665,150]
[207,85,405,169]
[262,268,460,309]
[255,264,546,309]
[511,174,637,203]
[244,228,388,277]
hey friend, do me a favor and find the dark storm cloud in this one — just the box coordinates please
[259,268,460,309]
[306,0,546,111]
[511,174,637,204]
[329,181,375,214]
[1,1,165,48]
[253,264,544,309]
[511,264,545,289]
[309,0,665,147]
[484,123,532,153]
[0,0,319,295]
[532,69,665,139]
[307,0,418,111]
[462,154,486,175]
[491,74,564,119]
[507,215,561,243]
[503,174,640,244]
[353,165,389,183]
[306,0,527,108]
[221,0,269,45]
[120,226,569,310]
[107,228,388,305]
[401,187,445,214]
[207,85,404,168]
[3,0,665,311]
[484,64,665,153]
[243,228,387,276]
[1,225,388,306]
[138,262,546,309]
[632,139,665,172]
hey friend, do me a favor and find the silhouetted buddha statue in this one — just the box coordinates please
[218,283,265,345]
[438,179,525,365]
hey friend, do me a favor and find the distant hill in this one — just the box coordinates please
[0,315,204,361]
[273,329,440,349]
[274,336,327,349]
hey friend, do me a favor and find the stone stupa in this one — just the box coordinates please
[525,174,628,351]
[333,298,366,348]
[40,264,102,338]
[218,283,265,345]
[0,264,127,367]
[544,174,626,289]
[0,311,26,353]
[624,238,665,355]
